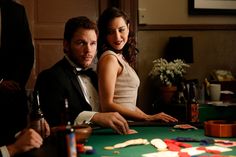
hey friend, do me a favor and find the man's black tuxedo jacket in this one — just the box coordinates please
[0,1,34,87]
[0,1,34,146]
[34,58,98,127]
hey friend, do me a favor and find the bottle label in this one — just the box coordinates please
[66,132,77,157]
[190,103,199,122]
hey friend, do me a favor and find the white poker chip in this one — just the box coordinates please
[84,146,93,150]
[113,138,150,149]
[114,143,127,148]
[104,146,114,150]
[150,138,168,151]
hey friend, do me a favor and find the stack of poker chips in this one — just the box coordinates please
[77,144,96,154]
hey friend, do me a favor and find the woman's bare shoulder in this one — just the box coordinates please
[99,51,119,64]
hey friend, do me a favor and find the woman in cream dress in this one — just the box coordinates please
[97,7,178,122]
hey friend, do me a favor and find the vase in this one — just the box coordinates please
[160,86,177,104]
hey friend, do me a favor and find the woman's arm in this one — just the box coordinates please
[98,54,178,122]
[98,55,148,121]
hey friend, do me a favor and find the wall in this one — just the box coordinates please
[21,0,99,89]
[138,0,236,25]
[137,0,236,113]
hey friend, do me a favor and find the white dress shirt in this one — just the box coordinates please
[64,55,99,125]
[0,146,10,157]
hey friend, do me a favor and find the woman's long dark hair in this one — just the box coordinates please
[97,7,138,67]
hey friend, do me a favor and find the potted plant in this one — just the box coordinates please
[149,58,190,103]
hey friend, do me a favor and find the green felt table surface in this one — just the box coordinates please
[199,103,236,122]
[81,124,236,157]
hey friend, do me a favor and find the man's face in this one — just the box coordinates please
[64,28,97,68]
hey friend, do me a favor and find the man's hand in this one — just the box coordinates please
[92,112,129,135]
[7,129,43,156]
[0,80,21,92]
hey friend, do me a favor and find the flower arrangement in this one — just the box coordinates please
[149,58,190,86]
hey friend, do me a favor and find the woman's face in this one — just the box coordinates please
[106,17,129,51]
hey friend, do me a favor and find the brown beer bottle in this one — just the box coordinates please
[29,91,48,138]
[188,82,199,123]
[63,98,77,157]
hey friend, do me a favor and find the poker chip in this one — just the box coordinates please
[77,144,85,153]
[113,138,149,149]
[178,152,190,157]
[113,150,120,154]
[170,129,176,132]
[104,138,149,151]
[104,146,114,150]
[84,146,93,151]
[114,143,127,148]
[77,144,95,154]
[85,149,96,154]
[150,138,168,151]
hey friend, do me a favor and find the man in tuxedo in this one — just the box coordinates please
[0,0,34,146]
[34,16,129,135]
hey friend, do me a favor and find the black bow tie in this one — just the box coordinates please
[75,68,93,76]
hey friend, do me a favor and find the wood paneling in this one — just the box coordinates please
[35,41,64,73]
[34,0,98,39]
[22,0,99,89]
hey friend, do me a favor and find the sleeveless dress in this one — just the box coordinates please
[99,50,140,111]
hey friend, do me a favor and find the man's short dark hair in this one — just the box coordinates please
[64,16,98,42]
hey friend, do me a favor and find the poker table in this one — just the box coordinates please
[81,122,236,157]
[19,122,236,157]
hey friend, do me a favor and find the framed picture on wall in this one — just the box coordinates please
[189,0,236,15]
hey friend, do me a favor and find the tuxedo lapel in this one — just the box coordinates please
[61,58,85,98]
[71,72,85,97]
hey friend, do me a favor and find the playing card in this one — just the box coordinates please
[173,124,198,130]
[215,139,236,147]
[128,129,138,134]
